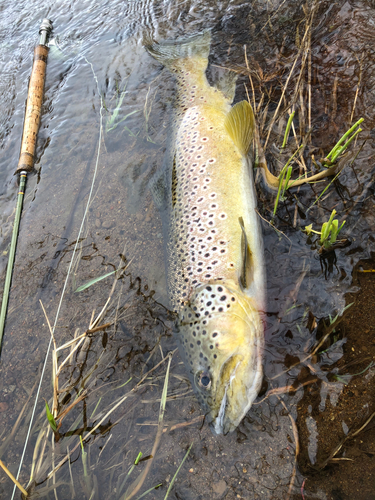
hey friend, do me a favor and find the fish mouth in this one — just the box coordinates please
[213,357,241,435]
[211,339,263,434]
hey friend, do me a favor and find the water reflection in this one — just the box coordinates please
[0,0,375,498]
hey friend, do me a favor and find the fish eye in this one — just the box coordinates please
[196,370,211,390]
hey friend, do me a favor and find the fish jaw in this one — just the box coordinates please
[176,282,264,434]
[212,327,263,434]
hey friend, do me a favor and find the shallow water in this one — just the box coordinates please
[0,0,375,498]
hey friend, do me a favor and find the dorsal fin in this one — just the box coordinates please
[224,100,255,156]
[239,217,253,289]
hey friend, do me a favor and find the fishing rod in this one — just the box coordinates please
[0,18,53,354]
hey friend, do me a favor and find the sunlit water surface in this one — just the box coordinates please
[0,0,375,498]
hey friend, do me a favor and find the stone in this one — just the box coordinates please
[213,479,227,496]
[0,402,9,412]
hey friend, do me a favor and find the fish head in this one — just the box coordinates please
[176,282,264,434]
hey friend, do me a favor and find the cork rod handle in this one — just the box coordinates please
[16,44,49,174]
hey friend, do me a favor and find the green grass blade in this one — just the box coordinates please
[80,435,88,477]
[326,118,364,160]
[75,270,116,292]
[164,443,193,500]
[45,401,57,432]
[114,377,132,390]
[281,111,295,149]
[274,143,304,215]
[273,168,286,217]
[281,166,293,200]
[124,126,139,137]
[158,354,172,425]
[306,171,341,213]
[106,109,139,132]
[136,483,162,500]
[329,219,339,245]
[90,397,102,419]
[337,220,346,236]
[331,128,362,162]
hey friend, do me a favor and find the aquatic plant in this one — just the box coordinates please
[304,209,346,252]
[323,118,364,165]
[104,80,140,133]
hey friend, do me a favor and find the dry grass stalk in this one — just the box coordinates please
[29,428,46,484]
[257,0,288,35]
[40,300,58,417]
[255,209,292,244]
[332,75,338,119]
[350,51,364,123]
[124,353,173,500]
[278,398,299,500]
[244,45,256,111]
[45,351,177,482]
[0,459,28,496]
[316,411,375,470]
[263,1,317,150]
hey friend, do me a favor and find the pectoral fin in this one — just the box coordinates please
[239,217,253,289]
[224,100,255,156]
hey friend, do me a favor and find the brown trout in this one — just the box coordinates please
[145,31,265,434]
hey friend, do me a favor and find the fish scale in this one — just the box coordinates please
[145,30,265,434]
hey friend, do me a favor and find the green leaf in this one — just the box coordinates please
[74,270,116,293]
[329,219,339,244]
[45,401,57,432]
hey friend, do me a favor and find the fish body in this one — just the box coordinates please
[145,31,265,434]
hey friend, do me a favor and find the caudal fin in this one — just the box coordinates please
[144,30,211,73]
